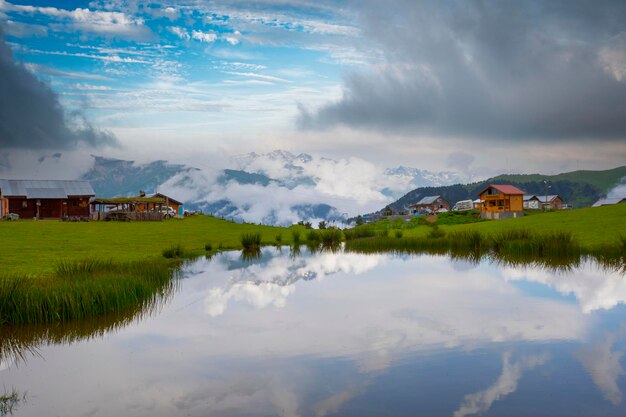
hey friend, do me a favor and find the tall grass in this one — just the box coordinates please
[343,225,375,240]
[240,232,261,249]
[162,244,185,259]
[0,259,178,327]
[291,230,301,245]
[343,228,620,272]
[319,228,343,248]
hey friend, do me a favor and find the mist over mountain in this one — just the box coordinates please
[78,150,471,225]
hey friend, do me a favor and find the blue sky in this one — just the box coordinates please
[1,0,355,152]
[1,0,625,173]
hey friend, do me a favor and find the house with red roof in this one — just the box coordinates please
[478,184,525,220]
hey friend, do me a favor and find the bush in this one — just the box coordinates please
[395,230,404,238]
[275,234,282,244]
[204,243,212,251]
[427,225,446,239]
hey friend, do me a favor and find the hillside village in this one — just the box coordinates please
[1,167,624,223]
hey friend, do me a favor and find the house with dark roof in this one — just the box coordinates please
[478,184,525,220]
[408,195,450,214]
[592,197,626,207]
[524,194,565,210]
[0,179,95,219]
[523,195,541,210]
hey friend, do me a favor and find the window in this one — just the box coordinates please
[22,200,28,208]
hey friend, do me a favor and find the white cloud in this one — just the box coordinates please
[224,71,291,83]
[0,1,150,39]
[502,261,626,313]
[454,352,548,417]
[0,19,47,37]
[576,333,625,405]
[167,25,190,40]
[71,83,111,91]
[223,30,241,45]
[191,29,217,43]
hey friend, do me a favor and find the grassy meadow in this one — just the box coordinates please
[0,215,297,275]
[352,204,626,248]
[0,205,624,326]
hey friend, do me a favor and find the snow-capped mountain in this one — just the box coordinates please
[80,151,468,226]
[384,166,468,188]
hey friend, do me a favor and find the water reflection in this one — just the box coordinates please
[454,352,548,417]
[0,278,178,369]
[2,248,626,416]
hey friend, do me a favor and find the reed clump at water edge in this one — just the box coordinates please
[0,259,180,327]
[344,228,623,271]
[240,232,262,250]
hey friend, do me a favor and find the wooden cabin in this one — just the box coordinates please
[478,184,525,220]
[0,179,94,219]
[408,196,450,214]
[90,196,167,221]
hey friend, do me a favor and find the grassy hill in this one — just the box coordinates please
[388,166,626,211]
[0,216,297,275]
[359,204,626,249]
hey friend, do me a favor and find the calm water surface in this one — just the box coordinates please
[2,248,626,416]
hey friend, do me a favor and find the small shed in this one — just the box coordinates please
[478,184,525,220]
[408,196,450,214]
[90,196,168,221]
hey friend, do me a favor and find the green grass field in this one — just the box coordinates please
[0,206,624,326]
[354,204,626,248]
[0,215,297,275]
[0,204,624,276]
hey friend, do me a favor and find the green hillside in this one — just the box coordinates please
[493,166,626,193]
[388,166,625,211]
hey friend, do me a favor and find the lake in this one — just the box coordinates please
[2,247,626,416]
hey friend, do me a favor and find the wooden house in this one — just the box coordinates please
[524,194,565,210]
[408,196,450,214]
[536,195,564,210]
[523,195,541,210]
[478,184,525,220]
[0,179,94,219]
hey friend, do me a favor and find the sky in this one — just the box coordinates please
[1,0,626,176]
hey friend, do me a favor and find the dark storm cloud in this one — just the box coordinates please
[0,29,117,150]
[299,0,626,141]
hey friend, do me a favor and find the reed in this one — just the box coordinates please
[275,233,282,244]
[0,387,24,416]
[307,229,321,243]
[343,228,622,273]
[319,228,343,248]
[395,230,404,239]
[204,243,212,251]
[291,230,301,245]
[162,244,185,258]
[343,225,375,240]
[0,259,178,327]
[240,232,261,250]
